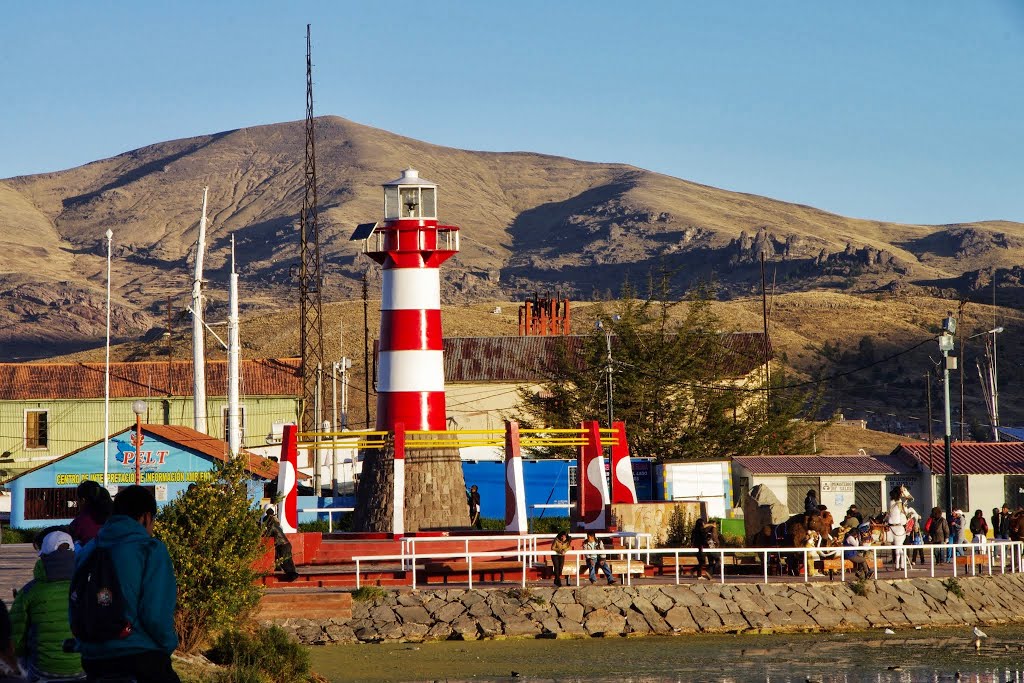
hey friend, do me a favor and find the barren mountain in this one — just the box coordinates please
[2,115,1023,360]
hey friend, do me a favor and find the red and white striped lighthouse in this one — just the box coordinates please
[352,169,459,431]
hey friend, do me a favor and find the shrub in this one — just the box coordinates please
[942,577,965,599]
[208,625,310,683]
[1,526,38,544]
[351,586,387,602]
[850,577,869,597]
[157,457,265,652]
[664,505,691,547]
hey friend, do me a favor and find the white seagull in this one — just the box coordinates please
[884,628,896,635]
[973,626,988,652]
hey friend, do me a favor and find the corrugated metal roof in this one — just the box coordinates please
[442,333,770,383]
[732,454,913,475]
[895,442,1024,475]
[0,358,301,401]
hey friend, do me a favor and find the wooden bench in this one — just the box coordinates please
[819,556,884,578]
[955,554,989,567]
[421,561,524,584]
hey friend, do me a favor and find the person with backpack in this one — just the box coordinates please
[72,485,179,683]
[9,530,84,681]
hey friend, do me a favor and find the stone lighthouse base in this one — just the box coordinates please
[353,435,470,533]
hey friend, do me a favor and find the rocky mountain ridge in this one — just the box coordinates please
[1,115,1022,359]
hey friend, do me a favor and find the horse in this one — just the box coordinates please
[884,485,914,570]
[773,511,835,575]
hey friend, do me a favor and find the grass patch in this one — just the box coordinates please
[351,586,387,602]
[850,577,869,597]
[507,586,546,606]
[207,625,311,683]
[942,577,965,599]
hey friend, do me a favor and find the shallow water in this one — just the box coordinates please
[309,627,1024,682]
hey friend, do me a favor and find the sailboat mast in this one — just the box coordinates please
[228,235,241,457]
[192,187,209,434]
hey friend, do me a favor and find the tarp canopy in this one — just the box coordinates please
[741,484,790,543]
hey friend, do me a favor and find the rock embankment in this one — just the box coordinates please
[271,574,1024,645]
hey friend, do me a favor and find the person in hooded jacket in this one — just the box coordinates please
[68,480,112,547]
[9,530,84,681]
[75,485,179,683]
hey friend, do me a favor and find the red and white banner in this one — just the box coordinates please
[276,424,299,533]
[504,421,528,534]
[610,421,638,504]
[577,420,609,529]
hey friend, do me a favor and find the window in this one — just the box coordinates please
[24,487,77,520]
[786,476,819,515]
[935,475,969,510]
[25,410,48,449]
[222,405,246,444]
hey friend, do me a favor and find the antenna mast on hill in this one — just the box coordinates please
[299,23,325,439]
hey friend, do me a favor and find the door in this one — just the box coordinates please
[854,481,883,518]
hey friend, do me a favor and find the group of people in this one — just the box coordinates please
[0,481,180,683]
[548,531,619,586]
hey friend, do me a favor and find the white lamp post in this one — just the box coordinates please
[103,229,113,486]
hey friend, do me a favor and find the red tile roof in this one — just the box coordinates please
[732,454,914,475]
[10,423,302,482]
[0,359,301,401]
[894,442,1024,475]
[442,333,770,383]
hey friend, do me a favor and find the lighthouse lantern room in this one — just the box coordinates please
[351,168,460,432]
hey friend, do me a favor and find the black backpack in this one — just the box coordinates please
[69,546,133,642]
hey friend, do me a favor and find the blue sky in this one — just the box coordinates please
[1,1,1022,225]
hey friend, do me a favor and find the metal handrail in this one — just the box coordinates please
[350,541,1024,590]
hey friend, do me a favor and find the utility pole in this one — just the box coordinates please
[363,272,371,428]
[298,23,325,435]
[926,372,934,472]
[939,312,957,517]
[760,253,771,412]
[604,325,614,427]
[957,300,966,441]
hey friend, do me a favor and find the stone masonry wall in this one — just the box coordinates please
[272,574,1024,645]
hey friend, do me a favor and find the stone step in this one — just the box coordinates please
[257,591,352,621]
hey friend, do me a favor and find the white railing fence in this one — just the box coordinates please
[350,540,1023,590]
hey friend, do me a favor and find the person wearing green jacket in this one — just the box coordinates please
[9,530,84,680]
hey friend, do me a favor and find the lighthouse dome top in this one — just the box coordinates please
[384,167,437,188]
[383,167,437,220]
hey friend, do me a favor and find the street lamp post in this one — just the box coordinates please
[131,400,146,486]
[103,229,113,487]
[939,314,956,517]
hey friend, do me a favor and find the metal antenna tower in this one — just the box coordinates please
[299,23,325,434]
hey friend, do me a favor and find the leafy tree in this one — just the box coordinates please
[516,280,826,460]
[156,457,265,652]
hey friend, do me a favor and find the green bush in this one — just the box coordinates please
[1,526,38,544]
[351,586,387,602]
[208,625,310,683]
[157,458,265,652]
[664,505,691,547]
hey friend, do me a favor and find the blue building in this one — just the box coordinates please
[461,458,655,523]
[6,424,280,529]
